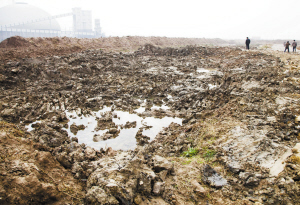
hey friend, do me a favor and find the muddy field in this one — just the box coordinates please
[0,36,300,205]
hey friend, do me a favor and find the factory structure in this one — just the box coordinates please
[0,2,104,42]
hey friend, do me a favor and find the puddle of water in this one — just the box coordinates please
[197,75,210,79]
[151,104,170,110]
[208,84,218,90]
[231,67,243,71]
[25,120,41,131]
[168,66,184,75]
[197,68,211,73]
[197,68,215,79]
[208,173,228,187]
[171,85,183,90]
[147,67,158,72]
[142,116,182,140]
[197,68,223,79]
[26,105,182,151]
[135,107,146,113]
[67,107,181,150]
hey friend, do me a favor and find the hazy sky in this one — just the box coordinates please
[1,0,300,40]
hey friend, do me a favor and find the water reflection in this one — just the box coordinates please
[64,106,181,150]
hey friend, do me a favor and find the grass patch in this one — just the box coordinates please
[203,148,217,162]
[181,147,199,158]
[181,159,193,165]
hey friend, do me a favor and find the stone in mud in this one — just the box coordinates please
[239,171,252,180]
[124,121,137,128]
[106,147,116,156]
[93,134,102,142]
[85,147,97,160]
[70,123,85,135]
[158,170,168,181]
[295,116,300,123]
[56,151,72,168]
[245,176,260,187]
[109,127,119,134]
[85,186,119,204]
[191,179,207,195]
[201,164,227,188]
[1,108,17,122]
[33,123,70,148]
[71,137,78,142]
[134,194,143,204]
[153,181,164,195]
[71,162,84,179]
[152,155,174,173]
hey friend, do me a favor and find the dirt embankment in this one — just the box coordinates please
[1,36,300,204]
[0,36,227,62]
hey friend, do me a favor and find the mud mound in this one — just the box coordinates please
[0,36,32,48]
[0,121,85,204]
[135,43,215,56]
[0,36,228,62]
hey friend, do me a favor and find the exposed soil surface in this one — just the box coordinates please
[1,36,300,204]
[0,36,227,63]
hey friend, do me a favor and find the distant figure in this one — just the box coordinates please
[284,41,290,52]
[245,37,250,50]
[292,40,297,52]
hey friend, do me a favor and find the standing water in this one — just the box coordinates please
[26,104,182,150]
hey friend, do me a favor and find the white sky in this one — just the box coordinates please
[1,0,300,40]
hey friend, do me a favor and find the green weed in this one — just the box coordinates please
[181,159,192,165]
[203,149,216,161]
[181,147,199,158]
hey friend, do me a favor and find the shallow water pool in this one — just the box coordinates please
[65,106,182,150]
[26,105,182,151]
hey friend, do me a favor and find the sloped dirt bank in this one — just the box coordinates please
[0,36,300,204]
[0,36,227,63]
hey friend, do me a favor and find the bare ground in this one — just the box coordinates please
[0,36,300,205]
[0,36,227,62]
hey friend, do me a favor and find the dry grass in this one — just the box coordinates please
[289,156,300,164]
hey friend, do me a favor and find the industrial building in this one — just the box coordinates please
[0,2,104,42]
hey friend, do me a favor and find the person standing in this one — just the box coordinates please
[284,41,290,52]
[292,40,297,52]
[245,37,250,50]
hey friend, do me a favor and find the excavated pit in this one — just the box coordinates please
[1,36,300,204]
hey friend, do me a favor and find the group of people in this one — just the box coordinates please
[284,40,297,52]
[245,37,298,53]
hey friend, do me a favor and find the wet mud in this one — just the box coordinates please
[1,36,300,204]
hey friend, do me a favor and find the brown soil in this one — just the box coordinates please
[0,121,85,205]
[1,35,300,205]
[0,36,226,62]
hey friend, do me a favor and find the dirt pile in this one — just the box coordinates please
[0,121,85,205]
[0,36,227,62]
[0,36,32,48]
[0,36,300,204]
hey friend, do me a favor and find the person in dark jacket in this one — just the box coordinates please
[292,40,297,52]
[284,41,290,52]
[245,37,250,50]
